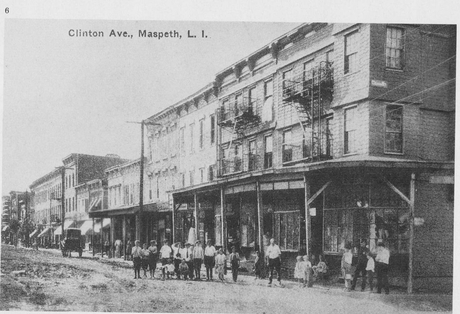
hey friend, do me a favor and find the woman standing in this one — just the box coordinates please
[148,240,158,279]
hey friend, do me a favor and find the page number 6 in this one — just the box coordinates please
[5,7,9,14]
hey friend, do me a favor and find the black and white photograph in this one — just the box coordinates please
[0,1,458,313]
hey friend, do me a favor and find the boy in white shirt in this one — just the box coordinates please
[366,251,375,292]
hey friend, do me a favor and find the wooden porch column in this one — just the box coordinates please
[408,173,415,294]
[171,197,175,244]
[100,219,104,258]
[110,217,115,258]
[92,217,95,257]
[122,215,127,260]
[220,186,226,252]
[194,193,198,240]
[256,181,263,254]
[303,173,311,256]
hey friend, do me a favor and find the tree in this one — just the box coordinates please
[8,218,20,247]
[19,218,35,248]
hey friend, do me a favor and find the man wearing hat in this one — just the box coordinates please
[184,242,194,280]
[193,240,204,280]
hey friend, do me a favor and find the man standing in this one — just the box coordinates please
[131,240,142,279]
[204,240,216,281]
[192,240,204,280]
[159,239,173,280]
[266,238,282,285]
[229,246,240,282]
[351,239,369,291]
[375,242,390,294]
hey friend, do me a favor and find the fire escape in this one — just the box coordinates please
[282,61,334,161]
[217,96,260,175]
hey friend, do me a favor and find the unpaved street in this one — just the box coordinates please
[0,245,452,313]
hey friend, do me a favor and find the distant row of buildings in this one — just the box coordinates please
[2,23,455,292]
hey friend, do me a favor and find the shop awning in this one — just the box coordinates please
[64,220,74,229]
[79,220,93,235]
[29,229,39,238]
[54,226,63,236]
[37,227,51,238]
[93,219,111,233]
[2,225,9,232]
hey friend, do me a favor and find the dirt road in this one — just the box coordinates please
[0,244,452,313]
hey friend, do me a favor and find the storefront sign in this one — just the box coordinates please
[371,79,388,88]
[414,217,425,226]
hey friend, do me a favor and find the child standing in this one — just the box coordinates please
[229,247,240,282]
[366,251,375,292]
[303,255,312,287]
[294,256,304,286]
[341,245,353,291]
[215,248,227,282]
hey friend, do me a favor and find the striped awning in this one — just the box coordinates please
[38,227,51,238]
[79,220,93,235]
[29,229,39,238]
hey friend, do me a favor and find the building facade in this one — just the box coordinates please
[143,23,454,291]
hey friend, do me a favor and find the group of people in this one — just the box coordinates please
[128,236,391,295]
[129,239,238,282]
[294,254,328,287]
[341,240,391,294]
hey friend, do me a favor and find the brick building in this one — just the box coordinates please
[29,153,126,248]
[141,23,454,291]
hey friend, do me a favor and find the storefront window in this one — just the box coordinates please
[273,211,301,251]
[323,178,409,254]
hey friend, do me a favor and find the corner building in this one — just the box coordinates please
[147,23,455,292]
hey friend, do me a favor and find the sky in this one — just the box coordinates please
[2,19,299,194]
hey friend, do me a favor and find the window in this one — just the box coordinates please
[344,107,357,154]
[235,94,242,117]
[264,135,273,168]
[222,146,229,174]
[181,173,185,188]
[273,211,301,251]
[303,126,312,158]
[234,144,242,172]
[156,177,160,198]
[385,105,403,153]
[282,69,292,98]
[208,165,214,181]
[189,171,194,186]
[200,168,204,183]
[248,140,256,171]
[190,123,195,153]
[386,27,404,69]
[210,115,216,145]
[248,87,256,115]
[222,99,230,121]
[344,31,358,74]
[199,119,204,149]
[303,60,314,89]
[262,80,273,122]
[180,127,185,156]
[72,174,75,187]
[282,130,293,163]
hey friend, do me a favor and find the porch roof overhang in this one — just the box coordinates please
[88,202,158,218]
[171,156,454,197]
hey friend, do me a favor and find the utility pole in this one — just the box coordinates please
[127,120,161,242]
